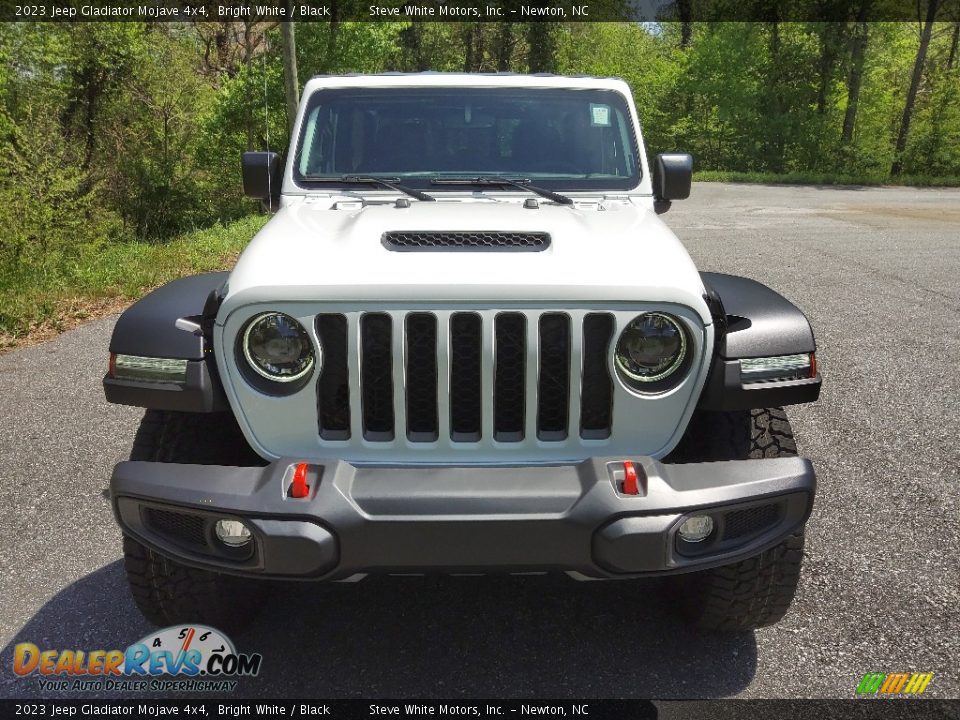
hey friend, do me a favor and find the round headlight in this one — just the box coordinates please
[242,312,316,382]
[615,312,688,385]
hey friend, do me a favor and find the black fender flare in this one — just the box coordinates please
[697,272,821,411]
[104,272,229,413]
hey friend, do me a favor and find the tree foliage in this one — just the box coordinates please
[2,19,959,293]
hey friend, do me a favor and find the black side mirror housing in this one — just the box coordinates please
[242,151,283,205]
[652,153,693,213]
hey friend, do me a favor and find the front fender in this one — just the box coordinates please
[702,272,815,358]
[697,272,821,411]
[104,272,229,412]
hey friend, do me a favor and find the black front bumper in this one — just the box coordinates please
[110,456,815,581]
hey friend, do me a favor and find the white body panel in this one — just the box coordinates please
[215,74,713,464]
[222,198,709,319]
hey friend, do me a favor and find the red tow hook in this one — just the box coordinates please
[622,461,640,495]
[289,463,310,498]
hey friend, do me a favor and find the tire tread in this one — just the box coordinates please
[665,407,806,631]
[123,410,267,633]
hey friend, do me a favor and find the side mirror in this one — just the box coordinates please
[652,153,693,213]
[242,151,282,206]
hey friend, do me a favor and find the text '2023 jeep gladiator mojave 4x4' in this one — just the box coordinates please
[104,73,821,633]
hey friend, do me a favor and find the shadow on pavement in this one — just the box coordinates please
[2,563,758,699]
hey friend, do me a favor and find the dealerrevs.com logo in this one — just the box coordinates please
[856,672,933,696]
[13,625,262,692]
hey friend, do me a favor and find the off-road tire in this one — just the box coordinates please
[123,410,268,634]
[663,406,798,463]
[665,407,806,631]
[129,408,265,466]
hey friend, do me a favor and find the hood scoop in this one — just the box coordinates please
[382,231,551,252]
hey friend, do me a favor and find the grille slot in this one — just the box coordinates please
[360,313,395,440]
[537,313,571,441]
[145,508,206,547]
[383,231,551,251]
[316,314,350,440]
[449,312,483,441]
[723,504,780,541]
[405,313,439,441]
[494,313,527,441]
[580,313,615,439]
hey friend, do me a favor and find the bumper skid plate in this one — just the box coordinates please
[111,456,815,580]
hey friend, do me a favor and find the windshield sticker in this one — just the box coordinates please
[590,104,611,127]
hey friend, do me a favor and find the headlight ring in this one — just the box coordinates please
[614,312,690,392]
[240,312,317,387]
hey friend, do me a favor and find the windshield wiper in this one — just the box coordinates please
[430,176,573,205]
[301,175,435,202]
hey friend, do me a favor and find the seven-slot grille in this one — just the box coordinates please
[315,311,615,443]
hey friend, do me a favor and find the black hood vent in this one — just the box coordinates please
[382,231,551,252]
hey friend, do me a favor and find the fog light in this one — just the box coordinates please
[215,519,252,547]
[678,515,714,543]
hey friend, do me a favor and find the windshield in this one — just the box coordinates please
[293,87,641,191]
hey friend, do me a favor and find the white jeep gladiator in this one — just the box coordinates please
[105,73,821,633]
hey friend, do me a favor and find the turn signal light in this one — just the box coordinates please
[740,353,812,383]
[109,353,188,384]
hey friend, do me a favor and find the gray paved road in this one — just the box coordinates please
[1,183,958,700]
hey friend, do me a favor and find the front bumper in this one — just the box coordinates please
[110,456,815,580]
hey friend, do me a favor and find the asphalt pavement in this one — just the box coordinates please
[1,183,958,700]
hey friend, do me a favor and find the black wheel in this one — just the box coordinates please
[665,407,806,631]
[123,410,268,634]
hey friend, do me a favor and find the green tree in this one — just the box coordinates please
[892,0,942,174]
[101,26,222,237]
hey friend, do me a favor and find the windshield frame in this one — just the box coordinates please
[290,86,644,194]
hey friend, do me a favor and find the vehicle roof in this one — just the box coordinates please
[303,72,632,94]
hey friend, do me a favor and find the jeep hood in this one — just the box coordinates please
[222,198,712,324]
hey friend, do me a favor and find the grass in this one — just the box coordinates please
[0,215,268,350]
[695,170,960,187]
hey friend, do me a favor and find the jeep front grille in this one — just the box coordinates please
[315,310,615,444]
